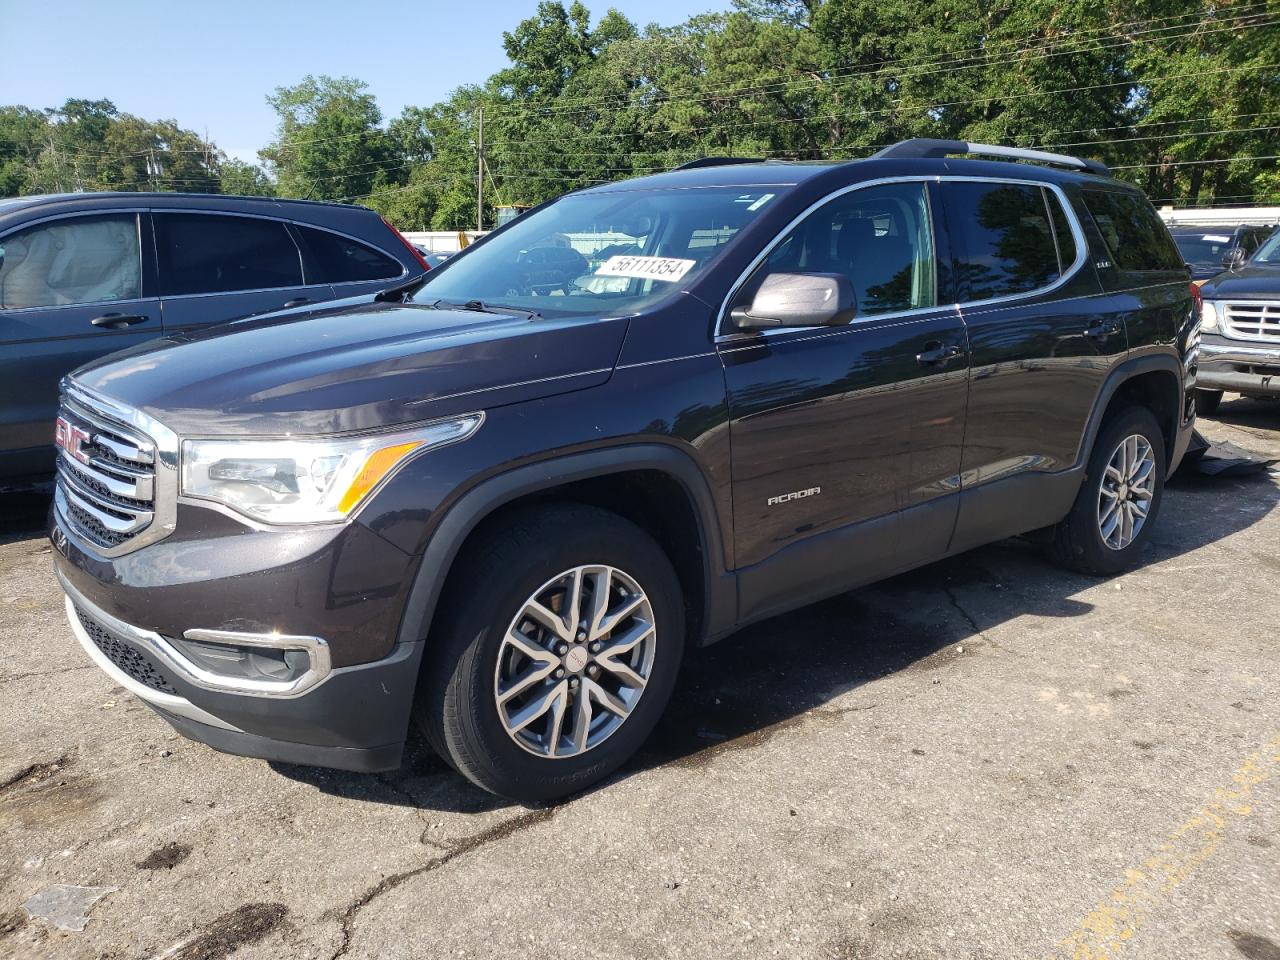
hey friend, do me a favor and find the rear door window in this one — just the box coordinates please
[1081,190,1184,273]
[155,213,304,296]
[292,225,403,283]
[943,181,1069,301]
[0,214,142,310]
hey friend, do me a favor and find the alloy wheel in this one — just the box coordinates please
[1097,433,1156,550]
[494,565,657,759]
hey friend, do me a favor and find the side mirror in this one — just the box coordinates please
[1222,247,1248,269]
[730,273,856,330]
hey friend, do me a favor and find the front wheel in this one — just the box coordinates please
[1048,406,1166,575]
[415,503,684,802]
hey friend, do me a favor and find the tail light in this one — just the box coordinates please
[380,216,432,272]
[1189,280,1203,313]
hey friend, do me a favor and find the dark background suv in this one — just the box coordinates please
[50,141,1197,802]
[1169,222,1275,281]
[0,193,428,485]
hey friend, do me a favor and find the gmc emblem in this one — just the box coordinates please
[54,416,92,464]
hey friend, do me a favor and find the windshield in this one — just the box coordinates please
[1170,230,1235,267]
[419,187,783,316]
[1254,229,1280,264]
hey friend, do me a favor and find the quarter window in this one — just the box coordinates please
[944,181,1066,301]
[1081,190,1184,272]
[293,226,403,283]
[739,181,936,317]
[0,214,141,310]
[155,213,303,296]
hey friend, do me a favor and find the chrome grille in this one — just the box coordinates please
[1223,301,1280,343]
[55,389,159,553]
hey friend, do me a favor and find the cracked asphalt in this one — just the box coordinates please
[2,400,1279,960]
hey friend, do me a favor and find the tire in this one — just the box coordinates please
[1194,389,1223,416]
[1048,406,1166,576]
[414,503,684,802]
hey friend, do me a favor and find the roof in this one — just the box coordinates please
[0,192,373,215]
[579,160,842,193]
[578,153,1122,196]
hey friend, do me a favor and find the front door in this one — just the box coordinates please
[0,212,163,481]
[719,180,969,622]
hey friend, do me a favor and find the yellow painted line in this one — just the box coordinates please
[1048,732,1280,960]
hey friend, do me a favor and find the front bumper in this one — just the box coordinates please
[58,571,422,771]
[51,497,427,772]
[1198,337,1280,396]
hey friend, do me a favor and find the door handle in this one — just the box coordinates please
[90,313,148,329]
[916,342,962,366]
[1084,321,1121,340]
[282,298,314,309]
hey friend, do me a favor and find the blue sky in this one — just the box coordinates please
[0,0,727,164]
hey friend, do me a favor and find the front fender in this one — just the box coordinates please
[384,442,737,654]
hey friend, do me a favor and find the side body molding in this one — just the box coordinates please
[393,443,738,653]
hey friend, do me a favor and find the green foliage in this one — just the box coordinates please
[1,1,1276,219]
[219,159,276,197]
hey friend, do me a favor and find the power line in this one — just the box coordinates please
[490,7,1275,118]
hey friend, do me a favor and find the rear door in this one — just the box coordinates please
[290,223,407,300]
[153,211,325,336]
[0,211,162,480]
[942,178,1118,552]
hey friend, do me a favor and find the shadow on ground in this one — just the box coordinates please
[278,465,1280,810]
[6,444,1276,811]
[0,486,51,546]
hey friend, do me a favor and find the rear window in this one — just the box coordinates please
[944,181,1068,300]
[1082,190,1184,272]
[156,214,303,296]
[293,226,403,284]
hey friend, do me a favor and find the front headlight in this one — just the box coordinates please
[181,414,482,524]
[1200,300,1220,333]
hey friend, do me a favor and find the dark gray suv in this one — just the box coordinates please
[0,193,428,485]
[50,141,1198,802]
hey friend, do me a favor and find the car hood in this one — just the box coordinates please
[69,301,629,436]
[1200,263,1280,300]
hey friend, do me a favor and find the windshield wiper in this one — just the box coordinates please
[374,274,429,303]
[430,299,542,320]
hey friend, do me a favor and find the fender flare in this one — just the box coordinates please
[393,443,737,653]
[1076,352,1185,471]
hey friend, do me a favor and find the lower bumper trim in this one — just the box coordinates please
[63,593,241,732]
[155,707,404,772]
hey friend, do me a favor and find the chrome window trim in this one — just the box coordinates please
[56,380,179,559]
[714,174,1090,339]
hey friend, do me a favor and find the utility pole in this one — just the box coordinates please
[476,107,484,233]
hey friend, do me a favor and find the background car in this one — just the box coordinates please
[0,193,429,485]
[1169,223,1275,281]
[411,244,452,269]
[1195,226,1280,414]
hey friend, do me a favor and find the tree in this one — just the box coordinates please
[219,159,275,196]
[259,75,396,201]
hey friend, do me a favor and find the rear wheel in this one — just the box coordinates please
[415,503,684,802]
[1194,389,1223,416]
[1048,406,1166,575]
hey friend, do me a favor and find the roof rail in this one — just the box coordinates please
[871,139,1110,177]
[673,157,764,171]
